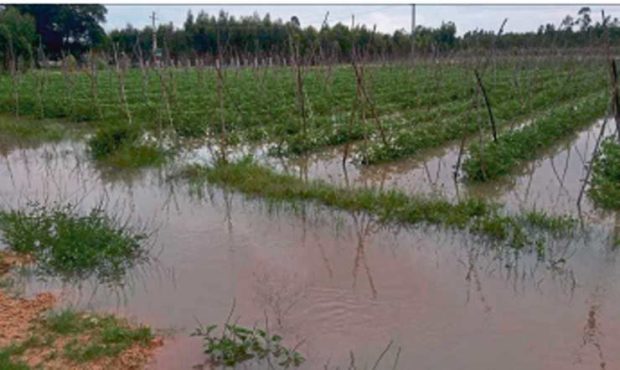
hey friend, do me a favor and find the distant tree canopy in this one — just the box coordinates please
[104,7,620,64]
[0,7,36,69]
[1,5,620,66]
[8,4,107,59]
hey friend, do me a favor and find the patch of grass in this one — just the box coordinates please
[464,91,608,182]
[43,311,154,363]
[520,210,577,234]
[88,125,140,160]
[0,115,71,143]
[0,336,55,370]
[0,345,32,370]
[589,137,620,209]
[103,143,167,168]
[0,203,149,283]
[178,158,577,249]
[0,310,155,368]
[87,125,167,168]
[44,310,87,335]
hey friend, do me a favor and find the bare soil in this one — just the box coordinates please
[0,251,163,369]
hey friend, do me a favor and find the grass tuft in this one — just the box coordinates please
[44,311,154,363]
[87,125,167,168]
[0,203,148,283]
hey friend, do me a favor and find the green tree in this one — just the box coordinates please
[0,7,36,70]
[10,4,107,59]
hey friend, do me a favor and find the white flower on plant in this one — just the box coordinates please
[48,223,57,237]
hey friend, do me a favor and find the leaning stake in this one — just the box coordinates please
[474,68,498,143]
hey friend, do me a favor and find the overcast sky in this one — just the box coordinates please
[104,5,620,35]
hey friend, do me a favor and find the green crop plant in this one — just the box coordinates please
[464,91,608,181]
[589,137,620,209]
[360,66,606,164]
[0,59,605,165]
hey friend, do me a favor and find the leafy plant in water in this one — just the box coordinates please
[0,202,149,284]
[88,124,140,159]
[87,124,167,168]
[192,324,304,368]
[589,137,620,209]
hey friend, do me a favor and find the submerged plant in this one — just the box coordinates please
[178,158,578,250]
[192,323,304,368]
[589,137,620,209]
[88,124,140,159]
[87,125,167,168]
[0,202,149,283]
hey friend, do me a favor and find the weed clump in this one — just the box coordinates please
[87,125,166,168]
[589,137,620,209]
[88,125,140,159]
[192,323,304,368]
[0,203,148,283]
[44,310,154,363]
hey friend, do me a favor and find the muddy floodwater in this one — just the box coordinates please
[285,118,617,220]
[1,119,619,369]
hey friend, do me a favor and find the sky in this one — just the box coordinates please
[104,5,620,36]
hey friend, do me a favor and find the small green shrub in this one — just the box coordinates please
[87,125,140,160]
[589,137,620,209]
[192,324,304,368]
[87,125,167,168]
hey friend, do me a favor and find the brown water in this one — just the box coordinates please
[0,122,619,369]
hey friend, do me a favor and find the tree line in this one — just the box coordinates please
[0,4,619,68]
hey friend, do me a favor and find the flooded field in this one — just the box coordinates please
[285,118,617,221]
[1,116,619,369]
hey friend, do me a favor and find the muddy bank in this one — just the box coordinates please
[0,251,162,369]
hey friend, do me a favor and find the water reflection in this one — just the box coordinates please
[283,117,618,224]
[1,137,620,369]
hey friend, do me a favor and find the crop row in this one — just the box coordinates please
[0,59,606,163]
[463,91,609,181]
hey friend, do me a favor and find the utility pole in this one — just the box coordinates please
[411,4,416,63]
[150,11,158,62]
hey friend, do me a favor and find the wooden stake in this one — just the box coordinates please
[474,69,498,143]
